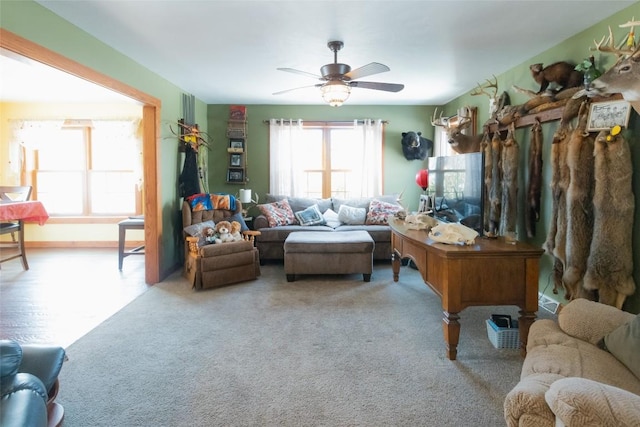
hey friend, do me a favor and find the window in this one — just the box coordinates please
[269,119,383,199]
[17,120,142,216]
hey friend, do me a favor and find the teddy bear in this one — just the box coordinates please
[230,221,243,241]
[213,220,236,244]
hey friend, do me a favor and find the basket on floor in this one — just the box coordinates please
[486,319,520,349]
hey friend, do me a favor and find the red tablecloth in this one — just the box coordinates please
[0,201,49,225]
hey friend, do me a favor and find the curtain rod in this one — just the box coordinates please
[263,119,388,125]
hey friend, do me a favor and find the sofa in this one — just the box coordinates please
[504,298,640,426]
[253,194,401,262]
[0,339,66,427]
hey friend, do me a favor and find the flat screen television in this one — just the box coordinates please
[423,152,484,235]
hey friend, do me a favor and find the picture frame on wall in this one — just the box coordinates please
[587,100,631,131]
[227,168,244,183]
[229,154,242,167]
[228,139,244,153]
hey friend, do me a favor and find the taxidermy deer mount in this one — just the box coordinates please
[470,75,510,120]
[431,107,482,154]
[575,19,640,114]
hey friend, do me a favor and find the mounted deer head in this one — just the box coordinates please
[431,107,482,154]
[580,19,640,114]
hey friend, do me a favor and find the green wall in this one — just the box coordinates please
[0,0,209,278]
[207,105,436,217]
[444,3,640,313]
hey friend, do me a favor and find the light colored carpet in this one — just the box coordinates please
[58,262,542,426]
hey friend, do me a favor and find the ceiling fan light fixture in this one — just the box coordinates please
[321,81,351,107]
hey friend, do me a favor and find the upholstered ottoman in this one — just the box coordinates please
[284,230,375,282]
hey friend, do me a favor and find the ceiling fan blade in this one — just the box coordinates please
[344,62,390,80]
[272,84,322,95]
[350,81,404,92]
[277,67,322,80]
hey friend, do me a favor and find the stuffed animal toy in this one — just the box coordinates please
[203,226,217,245]
[230,221,243,241]
[214,221,235,244]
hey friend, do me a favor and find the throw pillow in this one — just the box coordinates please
[366,198,403,225]
[257,199,297,227]
[599,314,640,378]
[183,220,217,247]
[323,208,342,228]
[338,204,366,225]
[224,212,249,232]
[294,204,326,226]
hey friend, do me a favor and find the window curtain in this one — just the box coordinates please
[269,118,304,196]
[7,120,64,182]
[93,119,143,188]
[353,118,383,198]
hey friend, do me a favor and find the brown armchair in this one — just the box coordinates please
[182,199,260,290]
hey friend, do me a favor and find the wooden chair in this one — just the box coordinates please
[0,185,33,270]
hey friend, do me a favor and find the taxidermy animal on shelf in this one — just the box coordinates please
[530,62,583,94]
[401,131,433,160]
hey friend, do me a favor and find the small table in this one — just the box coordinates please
[118,217,145,270]
[389,218,543,360]
[0,201,49,270]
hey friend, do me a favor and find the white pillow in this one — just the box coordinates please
[338,205,366,225]
[322,208,342,228]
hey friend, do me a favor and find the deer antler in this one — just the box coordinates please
[592,19,639,57]
[431,107,450,128]
[470,75,498,99]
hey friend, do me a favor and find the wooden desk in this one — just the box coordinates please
[389,218,543,360]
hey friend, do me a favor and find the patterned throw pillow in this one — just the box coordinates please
[338,205,367,225]
[294,204,326,226]
[366,198,403,225]
[257,199,297,227]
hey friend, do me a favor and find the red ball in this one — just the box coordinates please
[415,169,429,191]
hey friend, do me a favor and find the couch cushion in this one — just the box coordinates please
[366,198,403,225]
[257,225,334,242]
[258,199,297,227]
[294,204,326,226]
[265,194,332,214]
[338,205,367,225]
[600,314,640,378]
[184,220,216,247]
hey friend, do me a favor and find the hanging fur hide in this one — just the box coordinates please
[499,125,519,235]
[487,130,503,236]
[562,103,595,301]
[584,129,636,309]
[481,130,493,234]
[525,120,543,238]
[544,122,570,295]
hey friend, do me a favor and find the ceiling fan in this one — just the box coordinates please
[273,41,404,106]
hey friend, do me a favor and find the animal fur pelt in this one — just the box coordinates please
[525,120,543,238]
[584,129,636,309]
[562,103,595,301]
[499,125,519,236]
[481,130,493,234]
[487,130,503,236]
[544,122,571,295]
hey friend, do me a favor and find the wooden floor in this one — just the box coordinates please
[0,247,151,348]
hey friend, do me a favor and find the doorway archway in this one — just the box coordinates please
[1,29,161,284]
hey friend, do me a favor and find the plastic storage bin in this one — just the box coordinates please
[486,318,520,349]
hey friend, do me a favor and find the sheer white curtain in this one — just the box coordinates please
[269,118,304,196]
[353,118,383,197]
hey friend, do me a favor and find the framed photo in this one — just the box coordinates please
[587,100,631,131]
[229,154,242,167]
[228,139,244,152]
[227,168,244,183]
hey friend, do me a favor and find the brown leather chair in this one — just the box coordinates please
[182,199,260,290]
[0,185,33,270]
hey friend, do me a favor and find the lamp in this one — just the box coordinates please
[238,189,259,217]
[321,81,351,107]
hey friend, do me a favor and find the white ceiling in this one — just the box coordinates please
[3,1,638,105]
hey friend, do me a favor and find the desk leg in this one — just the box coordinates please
[443,311,460,360]
[118,225,125,271]
[518,309,536,357]
[391,251,401,282]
